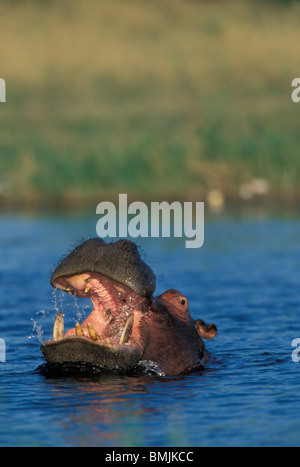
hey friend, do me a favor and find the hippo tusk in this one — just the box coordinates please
[75,323,85,336]
[53,312,64,341]
[119,314,134,345]
[87,323,100,341]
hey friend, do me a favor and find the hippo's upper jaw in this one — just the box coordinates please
[41,238,217,376]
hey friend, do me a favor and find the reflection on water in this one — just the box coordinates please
[36,370,208,447]
[1,214,300,446]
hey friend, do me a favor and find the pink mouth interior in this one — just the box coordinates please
[53,272,143,345]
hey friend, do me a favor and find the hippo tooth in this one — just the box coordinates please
[53,312,64,341]
[87,323,100,341]
[75,323,85,336]
[106,315,114,325]
[66,286,74,295]
[84,286,90,294]
[119,314,134,345]
[104,309,114,325]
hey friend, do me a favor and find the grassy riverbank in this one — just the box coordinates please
[1,0,300,210]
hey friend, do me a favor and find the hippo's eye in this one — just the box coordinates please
[181,299,186,306]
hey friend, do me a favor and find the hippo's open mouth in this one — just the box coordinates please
[41,239,156,371]
[42,271,150,370]
[41,238,217,376]
[54,272,143,345]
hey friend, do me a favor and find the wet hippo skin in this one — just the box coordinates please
[41,238,217,376]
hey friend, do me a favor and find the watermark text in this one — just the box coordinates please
[96,194,204,248]
[0,78,6,103]
[104,450,194,464]
[0,339,6,362]
[291,338,300,363]
[291,78,300,103]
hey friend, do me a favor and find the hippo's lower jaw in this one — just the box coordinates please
[41,271,150,373]
[41,337,143,372]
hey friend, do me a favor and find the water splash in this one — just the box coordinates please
[28,310,47,343]
[52,288,64,314]
[28,289,92,343]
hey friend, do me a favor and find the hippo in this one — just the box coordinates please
[41,238,217,376]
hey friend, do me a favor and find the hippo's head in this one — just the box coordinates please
[41,238,217,376]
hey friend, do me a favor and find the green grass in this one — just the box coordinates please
[1,0,300,210]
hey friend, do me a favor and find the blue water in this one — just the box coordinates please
[0,213,300,447]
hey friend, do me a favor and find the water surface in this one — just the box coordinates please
[0,214,300,447]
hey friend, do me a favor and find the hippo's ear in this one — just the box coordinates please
[194,320,218,340]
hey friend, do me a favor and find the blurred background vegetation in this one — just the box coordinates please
[0,0,300,212]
